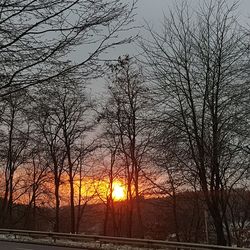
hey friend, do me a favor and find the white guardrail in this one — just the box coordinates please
[0,228,249,250]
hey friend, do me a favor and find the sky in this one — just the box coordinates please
[128,0,250,54]
[89,0,250,94]
[135,0,250,24]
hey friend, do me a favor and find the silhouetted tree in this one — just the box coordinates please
[0,0,136,97]
[103,56,154,237]
[0,90,30,226]
[142,0,250,245]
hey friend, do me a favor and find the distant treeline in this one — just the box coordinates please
[1,189,250,247]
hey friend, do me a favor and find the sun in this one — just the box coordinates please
[112,182,126,201]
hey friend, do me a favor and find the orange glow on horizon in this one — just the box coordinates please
[76,178,127,202]
[13,169,130,206]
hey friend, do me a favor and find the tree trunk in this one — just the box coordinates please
[172,194,180,242]
[54,179,60,232]
[7,173,13,226]
[103,198,110,236]
[126,179,133,238]
[1,179,9,226]
[67,144,75,234]
[214,219,227,246]
[134,173,144,238]
[209,208,227,245]
[69,171,75,233]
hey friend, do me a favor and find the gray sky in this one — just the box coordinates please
[89,0,250,94]
[108,0,250,59]
[135,0,250,24]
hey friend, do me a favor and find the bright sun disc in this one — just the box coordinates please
[112,182,125,201]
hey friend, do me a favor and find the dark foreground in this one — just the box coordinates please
[0,241,88,250]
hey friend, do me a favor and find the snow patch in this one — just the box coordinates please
[0,233,160,250]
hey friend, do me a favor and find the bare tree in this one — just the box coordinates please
[22,145,51,230]
[0,0,136,97]
[75,141,98,234]
[226,188,250,247]
[101,142,122,236]
[32,88,66,232]
[0,0,136,229]
[0,90,30,226]
[141,0,250,245]
[102,56,154,238]
[43,77,94,233]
